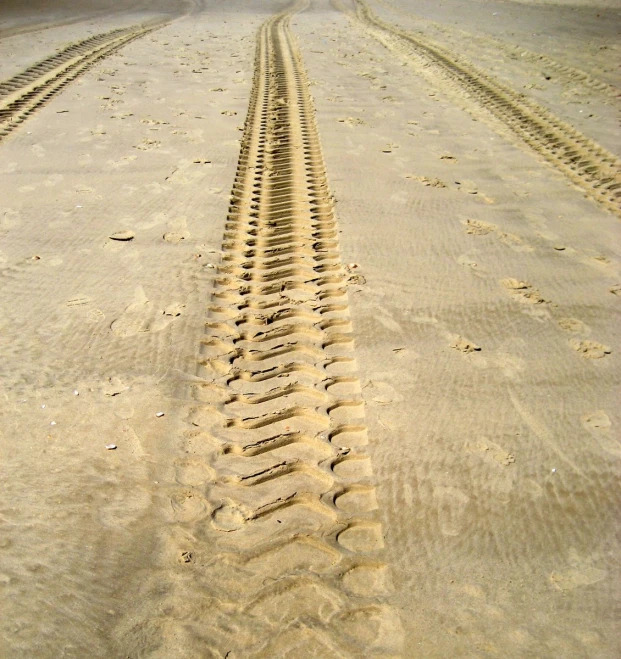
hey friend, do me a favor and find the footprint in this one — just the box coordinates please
[433,486,470,536]
[582,410,620,456]
[465,438,515,466]
[105,155,137,170]
[582,410,611,433]
[174,458,215,486]
[337,116,366,127]
[462,219,496,235]
[405,174,446,188]
[568,339,611,359]
[454,180,495,203]
[170,490,209,523]
[110,286,181,337]
[133,138,161,151]
[550,550,607,591]
[497,232,533,252]
[457,253,487,278]
[550,566,607,591]
[163,215,191,244]
[450,336,481,353]
[558,318,590,334]
[501,278,549,305]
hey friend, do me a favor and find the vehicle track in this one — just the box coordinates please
[373,0,618,99]
[0,20,166,141]
[177,2,402,655]
[353,0,621,217]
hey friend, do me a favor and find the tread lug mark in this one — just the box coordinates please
[352,0,621,217]
[166,2,403,655]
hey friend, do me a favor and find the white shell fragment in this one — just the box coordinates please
[106,444,117,450]
[156,412,165,417]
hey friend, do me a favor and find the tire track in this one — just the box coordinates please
[353,0,621,217]
[374,0,618,99]
[155,3,403,655]
[0,20,167,142]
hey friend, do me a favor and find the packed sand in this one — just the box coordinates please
[0,0,619,656]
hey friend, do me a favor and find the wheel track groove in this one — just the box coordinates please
[0,20,167,142]
[373,0,618,99]
[163,2,403,655]
[353,0,621,217]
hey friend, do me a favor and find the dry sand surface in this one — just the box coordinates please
[0,0,619,656]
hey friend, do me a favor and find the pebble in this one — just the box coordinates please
[156,412,165,418]
[106,444,117,450]
[109,230,135,241]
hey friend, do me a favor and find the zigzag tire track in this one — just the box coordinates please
[0,20,167,142]
[353,0,621,217]
[143,2,403,656]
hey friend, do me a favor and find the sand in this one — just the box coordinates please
[0,0,619,656]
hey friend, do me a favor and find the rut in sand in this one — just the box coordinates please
[352,0,621,217]
[123,3,403,656]
[0,20,167,141]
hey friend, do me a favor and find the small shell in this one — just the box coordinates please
[106,444,117,450]
[156,412,165,418]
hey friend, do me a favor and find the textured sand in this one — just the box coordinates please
[0,0,619,656]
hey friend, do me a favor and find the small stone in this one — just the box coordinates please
[109,230,135,241]
[106,444,117,450]
[156,412,165,418]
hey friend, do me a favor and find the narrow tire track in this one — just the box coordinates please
[0,20,167,142]
[354,0,621,217]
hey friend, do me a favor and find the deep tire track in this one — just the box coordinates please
[0,20,167,142]
[171,3,403,655]
[353,0,621,217]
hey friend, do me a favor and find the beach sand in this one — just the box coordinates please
[0,0,619,656]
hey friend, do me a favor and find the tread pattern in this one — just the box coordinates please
[374,0,618,99]
[178,3,403,655]
[0,21,166,141]
[354,0,621,217]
